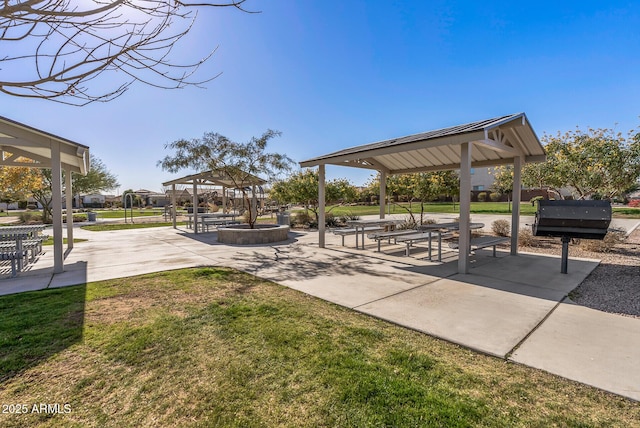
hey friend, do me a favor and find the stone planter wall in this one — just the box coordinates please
[217,224,290,245]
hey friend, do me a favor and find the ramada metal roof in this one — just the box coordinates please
[0,115,90,174]
[162,170,267,188]
[299,113,545,174]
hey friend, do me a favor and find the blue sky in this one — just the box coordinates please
[3,0,640,193]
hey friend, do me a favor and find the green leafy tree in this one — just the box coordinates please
[387,174,417,203]
[0,166,44,214]
[489,166,513,211]
[413,171,460,221]
[523,127,640,200]
[270,169,357,224]
[72,155,119,198]
[30,170,55,223]
[359,175,381,203]
[30,155,119,222]
[159,130,294,228]
[367,171,459,223]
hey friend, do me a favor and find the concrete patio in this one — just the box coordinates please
[1,216,639,402]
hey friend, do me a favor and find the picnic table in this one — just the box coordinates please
[346,218,406,249]
[0,225,48,276]
[403,222,484,260]
[186,213,238,232]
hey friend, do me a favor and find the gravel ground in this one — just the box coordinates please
[519,228,640,319]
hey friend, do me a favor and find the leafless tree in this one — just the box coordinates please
[0,0,254,105]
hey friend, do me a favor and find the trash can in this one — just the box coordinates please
[87,212,97,222]
[276,212,290,226]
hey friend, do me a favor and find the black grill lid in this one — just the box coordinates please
[533,200,611,239]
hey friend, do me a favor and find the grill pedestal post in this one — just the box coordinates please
[561,236,570,274]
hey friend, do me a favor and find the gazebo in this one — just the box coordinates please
[0,115,90,273]
[162,170,267,233]
[299,113,546,274]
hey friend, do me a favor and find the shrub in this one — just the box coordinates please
[489,192,501,202]
[325,212,339,228]
[294,211,313,226]
[579,229,626,253]
[477,192,487,202]
[18,211,34,223]
[63,215,87,223]
[422,217,437,225]
[397,217,417,230]
[339,212,359,223]
[518,227,536,247]
[19,212,42,224]
[491,219,510,237]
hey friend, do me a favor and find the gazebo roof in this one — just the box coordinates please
[162,170,267,188]
[0,115,91,275]
[300,113,545,173]
[0,115,90,174]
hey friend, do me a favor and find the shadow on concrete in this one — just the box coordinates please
[0,282,86,383]
[230,243,406,283]
[399,250,598,303]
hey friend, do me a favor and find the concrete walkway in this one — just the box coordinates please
[1,215,639,402]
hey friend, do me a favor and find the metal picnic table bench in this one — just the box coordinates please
[0,225,48,277]
[366,228,422,252]
[448,235,509,257]
[345,218,406,249]
[333,226,384,247]
[388,221,484,260]
[394,230,455,259]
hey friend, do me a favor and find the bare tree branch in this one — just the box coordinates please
[0,0,255,105]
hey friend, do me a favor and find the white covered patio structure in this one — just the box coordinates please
[162,170,267,234]
[0,115,90,273]
[300,113,546,274]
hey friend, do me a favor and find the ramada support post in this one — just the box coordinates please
[171,183,177,229]
[318,164,326,248]
[379,170,386,219]
[511,155,522,255]
[65,166,74,251]
[458,142,472,274]
[51,140,64,273]
[192,180,198,234]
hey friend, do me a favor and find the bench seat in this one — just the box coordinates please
[449,236,509,257]
[333,226,383,246]
[1,236,45,270]
[0,251,19,277]
[395,231,454,257]
[367,229,420,251]
[201,218,241,232]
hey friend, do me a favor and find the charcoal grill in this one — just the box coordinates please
[532,200,612,273]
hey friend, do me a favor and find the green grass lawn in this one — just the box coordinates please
[42,237,88,246]
[0,268,637,427]
[311,202,536,217]
[312,202,640,219]
[93,209,177,219]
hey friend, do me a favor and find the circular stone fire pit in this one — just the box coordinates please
[217,224,290,245]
